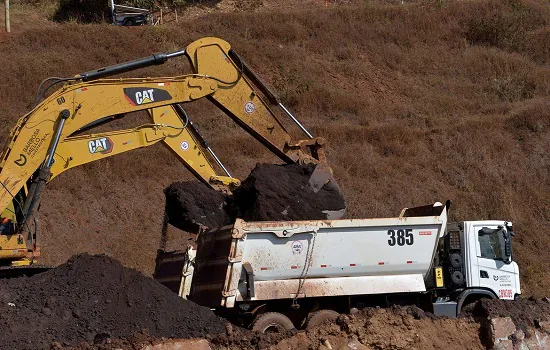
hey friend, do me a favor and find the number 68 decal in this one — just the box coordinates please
[387,229,414,246]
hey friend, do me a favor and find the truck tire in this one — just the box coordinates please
[251,312,295,333]
[306,309,340,329]
[123,18,135,26]
[449,253,463,268]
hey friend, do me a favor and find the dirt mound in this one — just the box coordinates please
[0,254,226,350]
[208,306,483,350]
[60,302,550,349]
[465,298,550,332]
[232,163,346,221]
[164,181,231,232]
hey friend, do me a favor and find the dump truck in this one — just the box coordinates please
[154,201,521,332]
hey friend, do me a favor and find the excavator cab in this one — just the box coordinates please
[0,187,34,266]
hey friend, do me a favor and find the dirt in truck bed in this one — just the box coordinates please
[232,163,346,222]
[0,254,226,350]
[164,163,347,231]
[164,181,231,232]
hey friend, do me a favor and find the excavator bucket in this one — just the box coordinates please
[308,163,333,193]
[308,163,347,219]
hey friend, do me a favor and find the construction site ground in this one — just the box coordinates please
[0,0,549,348]
[2,253,550,350]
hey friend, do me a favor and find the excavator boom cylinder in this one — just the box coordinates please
[78,49,186,82]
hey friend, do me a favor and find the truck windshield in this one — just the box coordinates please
[478,228,506,260]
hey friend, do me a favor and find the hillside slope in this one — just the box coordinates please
[0,0,549,296]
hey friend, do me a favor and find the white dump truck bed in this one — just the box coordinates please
[189,202,448,308]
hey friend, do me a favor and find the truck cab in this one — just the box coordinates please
[435,220,520,316]
[109,2,149,26]
[465,221,520,298]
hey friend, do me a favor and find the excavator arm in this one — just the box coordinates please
[185,38,325,164]
[0,37,336,266]
[51,105,238,191]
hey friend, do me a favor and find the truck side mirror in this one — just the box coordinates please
[503,230,512,264]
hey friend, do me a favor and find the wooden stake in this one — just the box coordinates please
[175,8,177,23]
[5,0,10,33]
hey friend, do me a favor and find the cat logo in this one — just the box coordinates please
[124,87,173,106]
[136,89,154,105]
[88,137,113,154]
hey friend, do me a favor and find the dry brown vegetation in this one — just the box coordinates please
[0,0,549,296]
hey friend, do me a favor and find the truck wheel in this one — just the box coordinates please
[306,309,340,329]
[123,18,135,26]
[251,312,295,333]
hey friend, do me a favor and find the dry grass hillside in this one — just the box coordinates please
[0,0,549,296]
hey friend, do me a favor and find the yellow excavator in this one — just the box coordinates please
[0,37,338,273]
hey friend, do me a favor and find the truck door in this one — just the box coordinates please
[471,222,518,300]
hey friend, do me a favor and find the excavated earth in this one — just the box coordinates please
[3,253,550,350]
[57,305,485,350]
[232,163,346,222]
[63,300,550,350]
[0,254,226,350]
[164,164,347,232]
[464,298,550,332]
[164,181,231,232]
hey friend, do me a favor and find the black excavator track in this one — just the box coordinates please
[0,265,51,279]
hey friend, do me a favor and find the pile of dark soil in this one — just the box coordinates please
[232,163,346,222]
[164,164,347,231]
[0,254,226,350]
[164,181,231,232]
[466,298,550,331]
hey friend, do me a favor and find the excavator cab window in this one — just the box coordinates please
[0,218,15,234]
[0,186,27,234]
[13,186,27,225]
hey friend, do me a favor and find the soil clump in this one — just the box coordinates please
[0,254,226,350]
[164,164,347,231]
[464,298,550,332]
[232,163,346,221]
[164,181,231,232]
